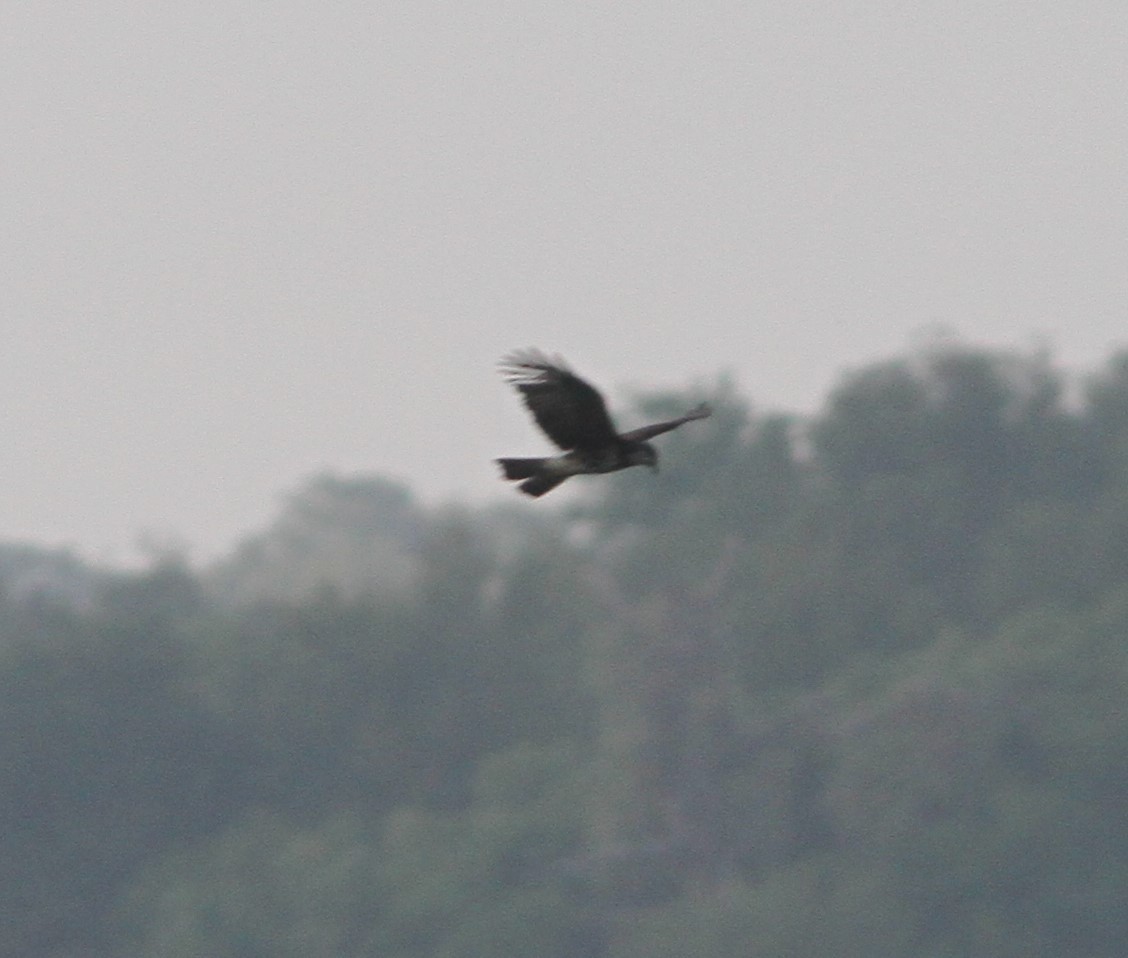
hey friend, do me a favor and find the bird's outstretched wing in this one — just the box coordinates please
[499,349,619,450]
[619,402,713,443]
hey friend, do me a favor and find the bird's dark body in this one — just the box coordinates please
[495,349,711,497]
[570,443,637,474]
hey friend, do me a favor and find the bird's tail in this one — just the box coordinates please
[496,457,545,480]
[495,458,568,497]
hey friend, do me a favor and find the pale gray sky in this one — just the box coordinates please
[4,3,1127,563]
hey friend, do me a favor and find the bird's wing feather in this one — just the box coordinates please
[499,350,619,450]
[618,402,713,443]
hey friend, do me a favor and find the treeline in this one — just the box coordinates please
[3,343,1128,957]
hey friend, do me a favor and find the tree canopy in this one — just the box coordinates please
[3,341,1127,957]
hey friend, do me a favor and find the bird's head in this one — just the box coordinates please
[627,441,659,473]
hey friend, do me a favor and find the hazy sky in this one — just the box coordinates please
[5,3,1128,563]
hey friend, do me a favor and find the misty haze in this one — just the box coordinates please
[6,341,1128,955]
[4,3,1128,956]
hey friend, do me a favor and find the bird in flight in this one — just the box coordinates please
[496,349,712,497]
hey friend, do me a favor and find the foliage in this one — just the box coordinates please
[2,341,1128,957]
[205,474,424,606]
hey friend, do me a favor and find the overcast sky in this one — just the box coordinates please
[5,3,1127,563]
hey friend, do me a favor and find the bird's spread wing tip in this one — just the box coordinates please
[497,348,571,385]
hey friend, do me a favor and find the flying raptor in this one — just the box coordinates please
[496,349,712,497]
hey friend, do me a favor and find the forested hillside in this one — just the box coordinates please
[3,343,1127,957]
